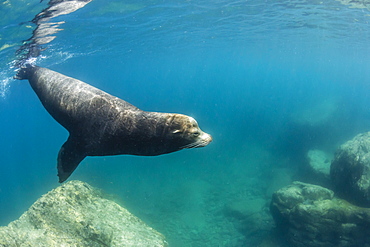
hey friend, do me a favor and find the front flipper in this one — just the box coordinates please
[57,137,86,183]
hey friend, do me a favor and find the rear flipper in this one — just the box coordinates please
[57,137,86,183]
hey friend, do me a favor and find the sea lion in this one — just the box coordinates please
[15,66,212,182]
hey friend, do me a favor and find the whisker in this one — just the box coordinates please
[181,141,207,149]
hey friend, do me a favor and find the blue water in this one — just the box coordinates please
[2,0,370,245]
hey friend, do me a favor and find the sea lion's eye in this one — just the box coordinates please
[193,132,200,137]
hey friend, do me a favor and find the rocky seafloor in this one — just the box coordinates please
[0,180,167,247]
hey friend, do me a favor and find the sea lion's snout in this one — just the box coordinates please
[199,132,212,147]
[186,130,212,149]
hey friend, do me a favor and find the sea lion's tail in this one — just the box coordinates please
[14,64,35,80]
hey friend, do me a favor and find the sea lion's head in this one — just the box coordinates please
[165,114,212,150]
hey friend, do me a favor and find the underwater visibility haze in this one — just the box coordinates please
[2,0,370,246]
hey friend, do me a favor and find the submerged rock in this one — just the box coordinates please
[331,132,370,207]
[0,180,167,247]
[270,181,370,247]
[306,149,332,186]
[307,149,331,177]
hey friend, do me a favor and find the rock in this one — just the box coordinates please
[0,180,167,247]
[306,149,332,186]
[307,149,331,177]
[330,132,370,207]
[270,181,370,247]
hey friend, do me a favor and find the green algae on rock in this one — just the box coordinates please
[0,180,167,247]
[270,181,370,247]
[331,132,370,207]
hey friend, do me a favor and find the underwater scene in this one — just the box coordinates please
[2,0,370,246]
